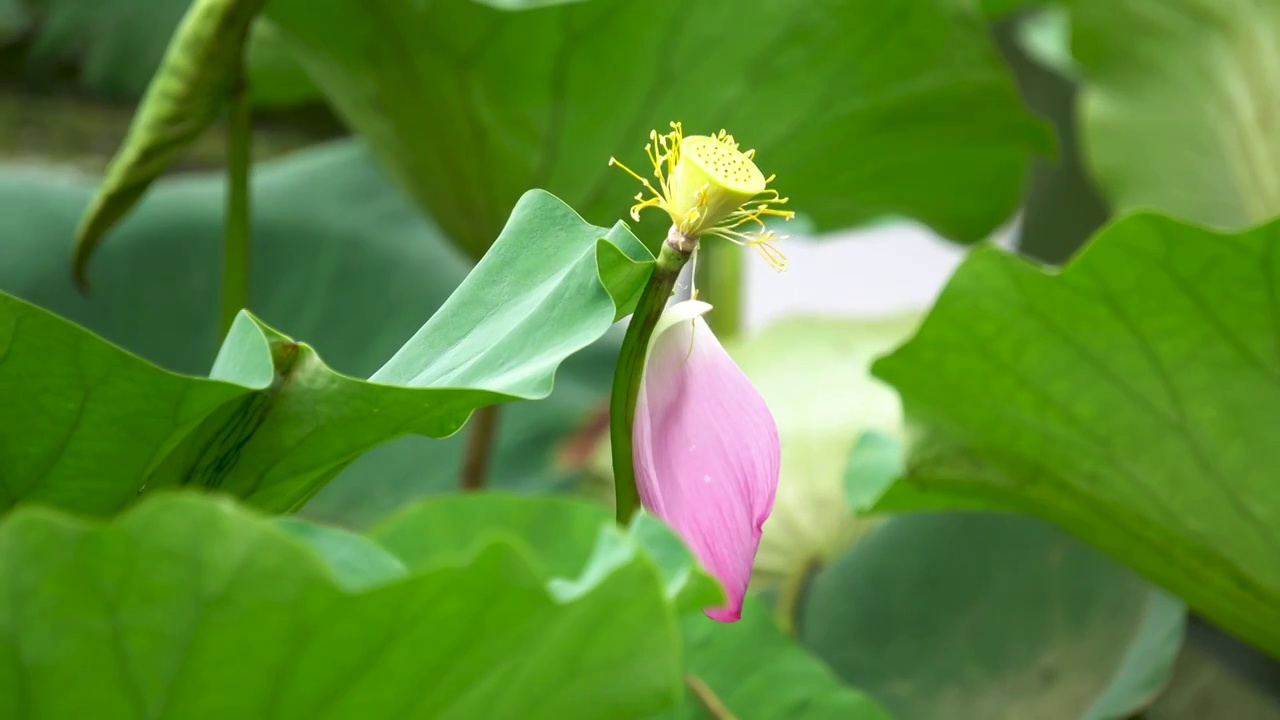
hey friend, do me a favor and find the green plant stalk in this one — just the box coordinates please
[685,674,739,720]
[610,227,695,523]
[697,239,744,339]
[220,68,252,338]
[460,405,501,491]
[774,557,821,637]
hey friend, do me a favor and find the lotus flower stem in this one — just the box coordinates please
[459,405,500,490]
[685,674,738,719]
[220,64,252,338]
[697,239,745,338]
[610,227,695,523]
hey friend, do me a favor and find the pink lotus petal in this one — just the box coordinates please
[633,300,780,622]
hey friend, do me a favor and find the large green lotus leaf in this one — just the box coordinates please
[368,492,722,612]
[0,143,629,525]
[650,599,892,720]
[366,493,884,718]
[802,512,1184,720]
[871,213,1280,658]
[0,151,652,516]
[262,0,1048,258]
[843,442,1191,718]
[1073,0,1280,228]
[302,341,619,528]
[273,515,409,591]
[0,492,683,719]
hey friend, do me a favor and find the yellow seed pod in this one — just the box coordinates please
[608,122,794,271]
[668,135,767,233]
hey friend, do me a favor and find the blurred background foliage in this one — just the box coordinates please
[2,0,1279,717]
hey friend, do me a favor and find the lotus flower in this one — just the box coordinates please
[633,300,780,621]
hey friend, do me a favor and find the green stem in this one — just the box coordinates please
[220,67,252,338]
[775,557,821,637]
[696,239,744,339]
[460,405,500,491]
[610,227,695,524]
[685,674,738,720]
